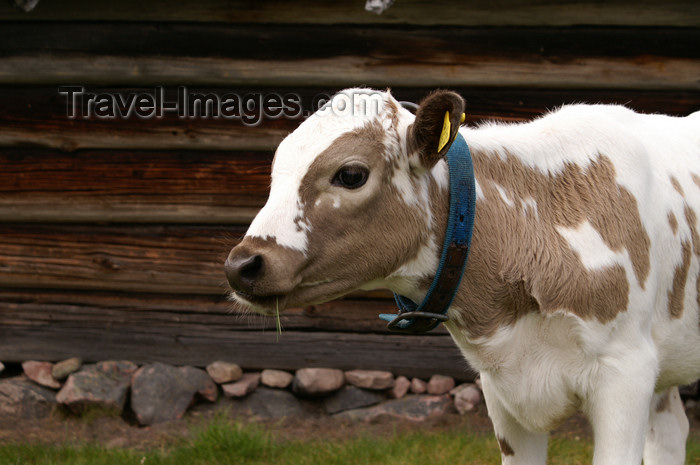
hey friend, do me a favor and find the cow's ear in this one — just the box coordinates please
[409,90,466,169]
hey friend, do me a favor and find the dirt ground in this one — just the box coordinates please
[0,404,549,449]
[0,404,652,449]
[0,399,698,450]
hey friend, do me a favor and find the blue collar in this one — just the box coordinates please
[379,132,476,333]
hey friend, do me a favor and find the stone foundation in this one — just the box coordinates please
[0,359,483,425]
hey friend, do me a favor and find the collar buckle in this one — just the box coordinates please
[383,311,449,334]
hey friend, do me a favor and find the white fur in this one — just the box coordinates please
[520,197,538,219]
[644,388,689,465]
[556,221,628,272]
[494,183,516,208]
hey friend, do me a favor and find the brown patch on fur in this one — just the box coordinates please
[683,206,700,317]
[692,173,700,190]
[668,212,679,235]
[671,176,685,197]
[293,122,433,305]
[668,240,691,319]
[497,436,515,456]
[685,205,700,256]
[449,151,650,337]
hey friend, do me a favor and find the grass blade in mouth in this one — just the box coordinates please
[275,297,282,342]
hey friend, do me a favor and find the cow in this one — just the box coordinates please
[224,88,700,464]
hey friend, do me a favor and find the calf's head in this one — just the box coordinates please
[225,89,465,314]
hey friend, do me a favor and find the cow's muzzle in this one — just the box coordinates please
[224,237,306,311]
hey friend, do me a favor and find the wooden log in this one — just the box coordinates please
[3,25,697,65]
[0,25,697,88]
[2,51,698,90]
[4,53,698,89]
[0,86,299,151]
[0,87,698,152]
[0,224,240,294]
[0,326,473,380]
[0,290,423,334]
[0,0,697,27]
[0,225,396,299]
[0,149,271,223]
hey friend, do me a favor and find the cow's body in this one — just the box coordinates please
[225,89,700,464]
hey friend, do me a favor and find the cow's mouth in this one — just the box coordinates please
[231,276,372,316]
[231,291,285,315]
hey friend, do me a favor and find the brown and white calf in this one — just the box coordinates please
[225,88,700,464]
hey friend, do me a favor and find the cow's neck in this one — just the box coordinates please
[447,145,540,345]
[394,143,534,345]
[380,138,533,341]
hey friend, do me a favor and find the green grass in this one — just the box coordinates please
[2,416,700,465]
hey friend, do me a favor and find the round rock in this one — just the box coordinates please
[292,368,344,397]
[453,383,482,414]
[389,376,411,399]
[410,377,428,394]
[22,361,61,389]
[52,357,82,381]
[261,369,294,389]
[344,370,394,390]
[222,373,261,398]
[427,374,455,395]
[205,361,242,384]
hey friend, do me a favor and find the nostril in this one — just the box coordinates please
[239,254,263,282]
[225,252,265,292]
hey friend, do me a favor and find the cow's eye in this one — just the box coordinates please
[332,165,369,189]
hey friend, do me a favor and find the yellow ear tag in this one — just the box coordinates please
[438,111,451,152]
[460,112,466,123]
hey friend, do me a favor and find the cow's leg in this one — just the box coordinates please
[480,375,548,465]
[584,346,657,465]
[643,386,688,465]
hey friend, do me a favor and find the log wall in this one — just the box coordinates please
[0,0,698,380]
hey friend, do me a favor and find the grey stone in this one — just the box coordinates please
[22,360,61,389]
[56,360,138,415]
[388,376,411,399]
[0,377,57,419]
[292,368,344,397]
[453,384,481,414]
[337,394,453,422]
[130,363,217,425]
[229,387,318,419]
[180,365,218,402]
[205,361,242,384]
[344,370,394,390]
[410,378,427,394]
[222,373,260,398]
[52,357,82,381]
[261,369,294,389]
[427,374,455,395]
[324,385,385,414]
